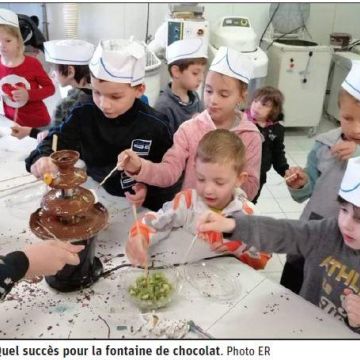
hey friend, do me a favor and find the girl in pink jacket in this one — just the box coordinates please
[118,46,262,201]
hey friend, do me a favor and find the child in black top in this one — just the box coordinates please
[25,39,177,211]
[244,86,289,203]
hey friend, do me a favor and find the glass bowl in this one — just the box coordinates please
[183,260,241,301]
[123,259,180,312]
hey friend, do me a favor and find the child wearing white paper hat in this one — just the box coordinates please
[154,38,208,133]
[0,8,55,128]
[196,156,360,333]
[11,39,95,140]
[118,46,262,202]
[279,60,360,295]
[25,38,177,211]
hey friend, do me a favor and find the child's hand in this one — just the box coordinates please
[343,288,360,328]
[117,149,142,175]
[37,130,49,143]
[12,86,29,104]
[30,157,58,180]
[125,183,147,208]
[285,167,308,189]
[126,233,148,266]
[24,240,84,279]
[11,124,31,139]
[331,141,357,161]
[196,210,236,235]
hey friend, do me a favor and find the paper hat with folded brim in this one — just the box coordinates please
[44,40,95,65]
[341,60,360,101]
[166,38,208,65]
[339,156,360,207]
[89,39,145,86]
[209,46,255,84]
[0,8,19,28]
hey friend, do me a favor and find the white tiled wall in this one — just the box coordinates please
[3,3,360,46]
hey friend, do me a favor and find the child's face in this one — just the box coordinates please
[91,77,142,118]
[338,202,360,250]
[177,63,206,91]
[0,28,20,59]
[339,95,360,144]
[195,158,245,210]
[250,99,273,122]
[51,66,73,88]
[204,71,245,125]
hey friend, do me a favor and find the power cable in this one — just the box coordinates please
[259,3,280,47]
[145,2,151,43]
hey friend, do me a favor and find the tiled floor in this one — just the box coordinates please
[257,115,338,284]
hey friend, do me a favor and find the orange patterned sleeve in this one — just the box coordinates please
[173,189,193,210]
[129,221,152,245]
[237,251,272,270]
[220,239,271,270]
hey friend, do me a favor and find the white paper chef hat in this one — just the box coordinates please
[0,8,19,28]
[44,40,95,65]
[339,156,360,207]
[89,39,145,86]
[209,46,255,84]
[341,60,360,101]
[166,38,208,65]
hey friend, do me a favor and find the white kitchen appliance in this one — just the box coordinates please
[263,4,332,136]
[148,3,209,59]
[209,16,268,100]
[326,51,360,122]
[147,3,209,97]
[143,44,162,107]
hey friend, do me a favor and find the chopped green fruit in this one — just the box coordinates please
[128,272,174,307]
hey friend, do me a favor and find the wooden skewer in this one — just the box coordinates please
[182,234,198,265]
[42,134,59,186]
[97,166,117,189]
[284,173,297,182]
[132,204,142,241]
[52,134,58,152]
[131,203,148,277]
[118,153,130,171]
[13,108,19,124]
[276,173,298,186]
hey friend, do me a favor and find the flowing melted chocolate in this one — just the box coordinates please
[29,150,108,241]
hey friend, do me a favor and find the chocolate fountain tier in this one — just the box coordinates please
[29,149,108,292]
[41,187,95,217]
[29,202,108,241]
[49,150,87,189]
[50,168,87,189]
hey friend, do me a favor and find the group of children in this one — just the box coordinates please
[0,8,359,334]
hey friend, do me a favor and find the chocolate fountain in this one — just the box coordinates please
[30,150,108,292]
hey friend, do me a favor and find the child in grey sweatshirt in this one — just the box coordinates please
[197,156,360,334]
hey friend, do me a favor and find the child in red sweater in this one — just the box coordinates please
[0,8,54,127]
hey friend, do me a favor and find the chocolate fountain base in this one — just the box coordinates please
[44,236,103,292]
[45,256,103,292]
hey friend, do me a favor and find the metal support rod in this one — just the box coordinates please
[41,2,49,40]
